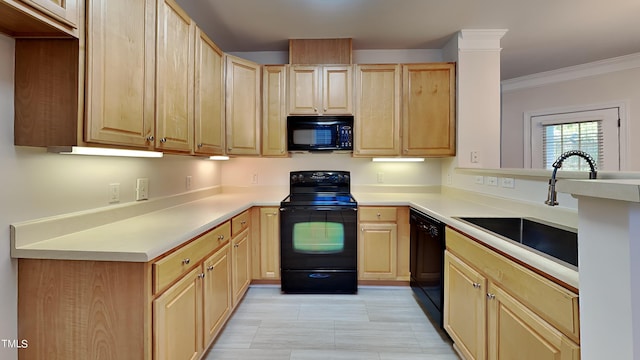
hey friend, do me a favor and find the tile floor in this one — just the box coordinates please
[204,285,460,360]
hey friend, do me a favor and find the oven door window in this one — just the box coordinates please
[293,222,344,254]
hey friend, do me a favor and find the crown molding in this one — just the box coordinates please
[502,52,640,92]
[457,29,508,51]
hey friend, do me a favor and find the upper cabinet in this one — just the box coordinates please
[225,54,261,156]
[288,65,353,115]
[262,65,288,157]
[194,28,225,156]
[402,63,456,157]
[0,0,80,37]
[85,0,156,149]
[155,0,195,153]
[353,64,401,157]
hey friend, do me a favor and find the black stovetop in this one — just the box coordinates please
[281,171,356,207]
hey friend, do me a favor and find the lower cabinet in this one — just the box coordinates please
[231,227,251,307]
[202,243,231,348]
[444,227,580,360]
[154,266,203,360]
[358,206,410,281]
[258,207,281,279]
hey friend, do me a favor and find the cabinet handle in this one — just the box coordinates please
[241,220,247,226]
[182,258,190,265]
[234,243,239,248]
[198,273,205,279]
[377,213,381,218]
[146,135,154,142]
[404,149,408,153]
[218,235,225,241]
[207,265,214,271]
[487,293,495,300]
[313,107,318,112]
[160,137,167,143]
[472,283,481,289]
[324,108,327,112]
[197,143,203,148]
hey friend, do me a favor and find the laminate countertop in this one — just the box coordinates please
[11,187,579,289]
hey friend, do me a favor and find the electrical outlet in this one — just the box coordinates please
[470,151,480,163]
[486,176,498,186]
[501,177,515,188]
[377,172,384,183]
[474,176,484,185]
[251,172,258,184]
[186,176,192,190]
[136,178,149,201]
[108,183,120,203]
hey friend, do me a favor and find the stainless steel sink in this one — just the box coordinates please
[455,217,578,267]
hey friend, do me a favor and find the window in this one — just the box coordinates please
[525,106,622,171]
[542,120,603,170]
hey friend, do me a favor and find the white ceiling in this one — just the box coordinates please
[176,0,640,80]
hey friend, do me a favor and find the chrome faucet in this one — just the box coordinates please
[545,150,597,206]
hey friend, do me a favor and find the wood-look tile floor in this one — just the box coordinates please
[204,285,460,360]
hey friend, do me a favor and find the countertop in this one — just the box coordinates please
[11,186,579,289]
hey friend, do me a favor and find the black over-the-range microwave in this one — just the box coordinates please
[287,115,354,152]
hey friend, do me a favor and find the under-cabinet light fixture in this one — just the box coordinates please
[48,146,163,158]
[372,158,425,162]
[208,155,230,161]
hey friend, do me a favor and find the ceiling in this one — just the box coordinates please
[176,0,640,80]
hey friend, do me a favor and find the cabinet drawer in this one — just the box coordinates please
[231,210,250,237]
[154,221,230,294]
[446,227,580,343]
[359,207,397,222]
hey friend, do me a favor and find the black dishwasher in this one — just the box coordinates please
[410,209,445,328]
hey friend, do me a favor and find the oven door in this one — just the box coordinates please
[280,206,357,270]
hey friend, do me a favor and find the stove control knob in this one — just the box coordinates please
[291,174,298,183]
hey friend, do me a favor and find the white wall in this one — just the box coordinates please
[501,56,640,169]
[221,154,442,188]
[0,34,222,360]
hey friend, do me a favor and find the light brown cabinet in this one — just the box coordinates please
[358,206,410,281]
[262,65,288,157]
[155,0,195,153]
[402,63,456,156]
[0,0,80,37]
[225,54,261,155]
[154,266,203,360]
[202,243,232,348]
[20,0,79,28]
[444,227,580,360]
[231,227,251,306]
[194,28,225,156]
[85,0,156,149]
[258,207,280,279]
[288,65,353,115]
[353,64,401,157]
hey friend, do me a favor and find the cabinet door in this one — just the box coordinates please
[203,244,231,347]
[85,0,156,149]
[322,65,353,115]
[225,55,261,155]
[20,0,79,28]
[154,266,203,360]
[156,0,195,153]
[359,223,397,280]
[262,65,287,157]
[231,228,251,306]
[402,63,456,156]
[288,65,320,115]
[444,251,486,360]
[353,64,401,156]
[259,207,280,279]
[194,27,225,155]
[487,283,580,360]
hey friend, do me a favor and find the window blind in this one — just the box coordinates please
[542,120,603,170]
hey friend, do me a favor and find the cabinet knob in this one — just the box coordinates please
[160,137,167,143]
[218,235,224,241]
[280,149,285,154]
[197,143,203,148]
[241,220,247,225]
[207,265,214,271]
[313,107,318,112]
[182,258,190,265]
[487,293,495,300]
[324,108,327,112]
[377,213,381,218]
[146,135,154,142]
[472,283,481,289]
[234,243,239,248]
[198,273,205,279]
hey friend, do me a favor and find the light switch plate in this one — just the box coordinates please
[501,177,515,188]
[108,183,120,203]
